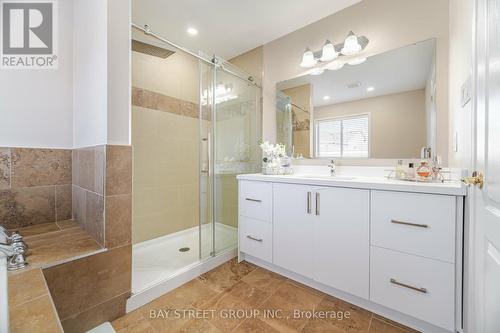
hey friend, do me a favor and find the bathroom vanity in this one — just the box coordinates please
[237,173,466,333]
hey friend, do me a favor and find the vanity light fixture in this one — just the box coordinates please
[323,95,331,101]
[300,48,318,68]
[367,86,375,92]
[320,40,338,62]
[341,31,362,55]
[347,57,367,65]
[300,32,368,70]
[187,27,198,36]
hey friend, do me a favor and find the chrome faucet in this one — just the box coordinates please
[0,227,28,271]
[328,160,336,176]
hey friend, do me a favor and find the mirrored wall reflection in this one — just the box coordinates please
[276,38,437,159]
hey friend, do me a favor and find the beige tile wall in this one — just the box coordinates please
[0,148,72,229]
[45,144,133,333]
[72,145,106,245]
[72,145,132,247]
[132,100,200,244]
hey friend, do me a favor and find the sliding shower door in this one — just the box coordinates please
[199,58,261,260]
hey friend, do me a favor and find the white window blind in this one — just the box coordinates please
[316,115,369,158]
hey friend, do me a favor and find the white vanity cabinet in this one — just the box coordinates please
[237,174,466,333]
[273,183,315,278]
[273,183,370,298]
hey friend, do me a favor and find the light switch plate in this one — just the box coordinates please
[454,132,459,152]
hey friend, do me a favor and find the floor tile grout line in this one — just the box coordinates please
[367,313,373,332]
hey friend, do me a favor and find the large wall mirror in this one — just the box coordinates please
[276,38,437,159]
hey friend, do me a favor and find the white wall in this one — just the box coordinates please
[0,0,131,149]
[0,0,74,148]
[262,0,450,163]
[107,0,131,146]
[448,0,474,169]
[73,0,108,148]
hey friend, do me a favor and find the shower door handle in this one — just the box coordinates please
[202,134,211,176]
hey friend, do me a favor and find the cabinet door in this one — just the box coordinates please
[313,187,370,299]
[274,183,314,277]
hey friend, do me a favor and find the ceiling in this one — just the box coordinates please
[278,39,436,107]
[131,0,361,60]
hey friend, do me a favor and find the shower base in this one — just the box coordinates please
[127,223,237,311]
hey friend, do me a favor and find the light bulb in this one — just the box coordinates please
[187,27,198,36]
[320,40,337,62]
[300,48,317,68]
[341,31,362,55]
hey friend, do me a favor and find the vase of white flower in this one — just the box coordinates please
[259,141,287,175]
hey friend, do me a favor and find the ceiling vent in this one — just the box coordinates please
[132,39,175,59]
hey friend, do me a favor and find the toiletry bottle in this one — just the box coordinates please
[407,162,415,181]
[395,160,406,179]
[417,160,432,180]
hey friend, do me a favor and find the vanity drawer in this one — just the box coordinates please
[370,246,455,331]
[371,190,456,263]
[239,216,272,262]
[239,180,273,222]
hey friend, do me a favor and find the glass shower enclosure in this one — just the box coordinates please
[199,57,262,261]
[130,23,261,297]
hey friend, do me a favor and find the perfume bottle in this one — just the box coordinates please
[416,160,432,180]
[395,160,406,179]
[406,162,415,181]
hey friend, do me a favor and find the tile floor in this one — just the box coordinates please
[112,258,420,333]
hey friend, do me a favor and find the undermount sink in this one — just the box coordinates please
[299,175,356,181]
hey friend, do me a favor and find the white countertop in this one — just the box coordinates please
[237,173,467,196]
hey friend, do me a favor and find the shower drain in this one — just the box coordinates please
[179,247,190,252]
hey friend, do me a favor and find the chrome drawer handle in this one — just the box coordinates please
[391,219,429,228]
[315,192,320,216]
[245,198,262,203]
[307,191,312,214]
[246,235,263,242]
[390,278,427,294]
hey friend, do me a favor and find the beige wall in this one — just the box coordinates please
[132,51,200,244]
[262,0,449,164]
[448,0,473,169]
[229,46,264,85]
[281,84,312,157]
[315,89,427,158]
[132,50,200,103]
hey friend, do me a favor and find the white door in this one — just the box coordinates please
[274,183,314,277]
[470,0,500,331]
[313,187,370,298]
